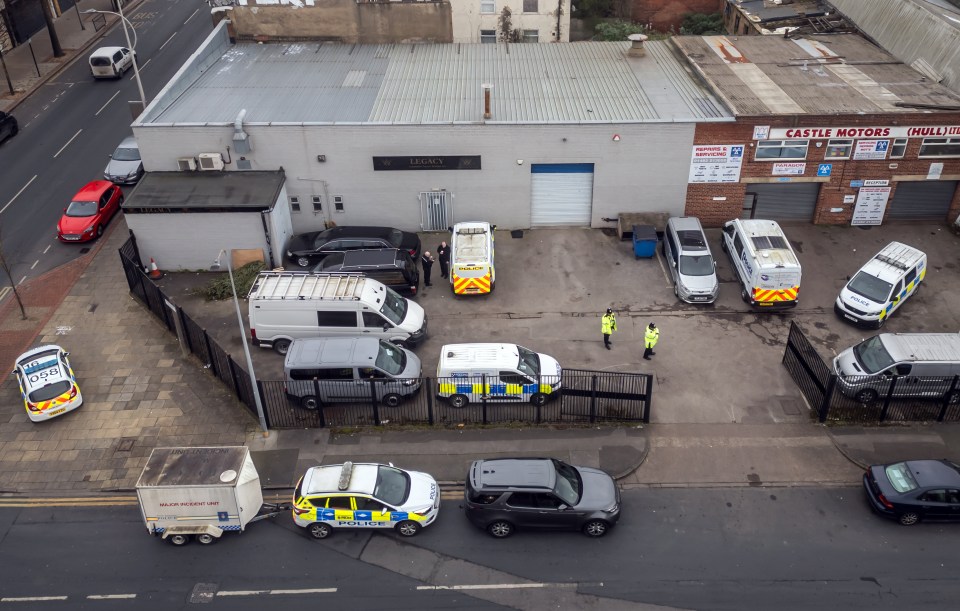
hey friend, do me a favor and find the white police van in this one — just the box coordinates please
[834,242,926,328]
[437,343,561,408]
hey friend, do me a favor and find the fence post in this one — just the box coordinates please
[589,375,598,424]
[641,374,652,423]
[879,377,898,422]
[369,380,381,425]
[257,380,270,428]
[535,374,542,424]
[481,374,488,425]
[818,375,837,423]
[426,377,434,426]
[314,378,326,428]
[203,331,217,375]
[227,357,243,400]
[937,375,959,422]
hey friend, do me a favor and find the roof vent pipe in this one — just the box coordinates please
[482,84,492,120]
[232,108,251,154]
[627,33,649,58]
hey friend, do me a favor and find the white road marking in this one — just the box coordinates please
[131,59,151,79]
[0,287,10,302]
[30,260,38,270]
[184,8,199,24]
[217,588,337,597]
[18,276,26,285]
[160,33,177,51]
[0,175,37,215]
[1,596,69,602]
[95,91,121,116]
[417,583,578,591]
[53,129,83,158]
[87,594,136,600]
[43,244,51,254]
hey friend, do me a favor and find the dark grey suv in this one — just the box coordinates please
[464,458,621,538]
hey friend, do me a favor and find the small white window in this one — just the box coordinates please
[480,0,495,14]
[523,0,538,12]
[480,29,497,44]
[289,196,300,213]
[523,29,539,43]
[312,196,322,212]
[334,196,344,212]
[824,139,853,160]
[890,138,908,159]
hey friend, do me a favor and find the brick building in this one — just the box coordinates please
[674,35,960,227]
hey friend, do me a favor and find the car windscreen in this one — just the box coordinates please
[65,201,98,217]
[112,146,140,161]
[379,288,408,325]
[852,335,895,375]
[846,271,893,304]
[884,462,919,493]
[516,345,540,377]
[551,459,582,506]
[28,380,72,403]
[376,341,406,376]
[678,254,715,276]
[374,465,411,506]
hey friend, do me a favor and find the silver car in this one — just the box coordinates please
[104,136,143,184]
[663,217,719,304]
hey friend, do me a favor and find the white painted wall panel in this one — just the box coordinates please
[126,213,267,271]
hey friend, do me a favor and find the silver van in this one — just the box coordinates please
[833,333,960,404]
[663,217,719,304]
[284,337,421,410]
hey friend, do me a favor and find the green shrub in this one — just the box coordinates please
[197,260,265,301]
[679,12,724,35]
[594,19,647,41]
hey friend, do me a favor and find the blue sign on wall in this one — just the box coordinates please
[850,180,864,188]
[817,164,832,177]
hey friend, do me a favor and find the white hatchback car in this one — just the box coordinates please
[89,46,135,79]
[12,345,83,422]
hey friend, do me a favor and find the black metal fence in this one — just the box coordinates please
[119,236,653,429]
[782,321,960,423]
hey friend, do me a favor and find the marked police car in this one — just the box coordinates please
[12,345,83,422]
[292,461,439,539]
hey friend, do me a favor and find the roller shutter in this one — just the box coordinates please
[530,163,594,226]
[887,181,957,221]
[746,183,821,221]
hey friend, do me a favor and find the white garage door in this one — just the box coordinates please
[530,163,595,226]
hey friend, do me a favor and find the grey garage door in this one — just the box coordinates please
[745,183,821,221]
[887,181,957,221]
[530,163,595,226]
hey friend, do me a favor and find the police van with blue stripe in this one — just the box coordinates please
[437,343,562,409]
[835,242,926,328]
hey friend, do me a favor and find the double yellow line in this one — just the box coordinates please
[0,496,138,508]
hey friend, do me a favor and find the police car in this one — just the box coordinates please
[12,345,83,422]
[292,461,439,539]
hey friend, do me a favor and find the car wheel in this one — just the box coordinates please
[96,225,103,238]
[876,316,886,329]
[300,395,320,411]
[449,394,469,409]
[530,393,547,407]
[487,520,513,538]
[674,283,679,298]
[855,388,879,404]
[395,520,420,537]
[945,390,960,405]
[296,256,311,268]
[308,522,332,539]
[740,286,749,303]
[168,534,190,546]
[196,533,216,545]
[273,339,292,356]
[382,393,402,408]
[721,238,728,253]
[898,512,920,526]
[582,520,609,537]
[10,124,18,137]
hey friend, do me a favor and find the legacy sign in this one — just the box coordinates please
[373,156,481,171]
[767,125,960,139]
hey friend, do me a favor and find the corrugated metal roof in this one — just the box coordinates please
[123,171,286,211]
[672,34,960,116]
[150,41,731,125]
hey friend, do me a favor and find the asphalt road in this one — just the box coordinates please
[1,487,957,610]
[0,0,211,287]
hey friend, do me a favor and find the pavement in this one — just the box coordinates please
[1,10,960,497]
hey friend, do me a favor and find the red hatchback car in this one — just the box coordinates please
[57,180,123,242]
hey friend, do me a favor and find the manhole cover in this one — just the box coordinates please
[189,583,218,604]
[117,439,135,452]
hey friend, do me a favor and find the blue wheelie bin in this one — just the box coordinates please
[632,225,658,259]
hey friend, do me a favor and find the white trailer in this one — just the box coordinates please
[136,446,287,546]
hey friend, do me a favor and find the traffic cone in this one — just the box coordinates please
[148,258,163,279]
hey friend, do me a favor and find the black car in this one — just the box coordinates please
[311,248,420,295]
[464,458,621,538]
[0,111,18,144]
[286,226,421,268]
[863,459,960,525]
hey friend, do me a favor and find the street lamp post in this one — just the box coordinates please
[83,3,146,112]
[212,249,269,433]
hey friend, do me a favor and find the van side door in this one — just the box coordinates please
[665,228,679,282]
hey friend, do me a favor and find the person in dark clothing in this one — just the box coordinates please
[421,251,435,286]
[437,241,450,279]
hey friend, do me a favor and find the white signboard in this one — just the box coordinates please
[928,163,944,180]
[769,125,960,139]
[688,145,745,184]
[851,187,892,226]
[853,140,889,160]
[772,162,806,176]
[753,125,770,140]
[843,195,856,204]
[863,179,889,186]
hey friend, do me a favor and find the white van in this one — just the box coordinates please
[833,333,960,404]
[437,343,561,408]
[89,46,135,79]
[720,219,801,309]
[284,337,421,409]
[834,242,926,328]
[450,222,495,295]
[247,272,427,355]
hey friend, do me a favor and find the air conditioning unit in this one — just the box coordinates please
[197,153,225,172]
[177,157,197,171]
